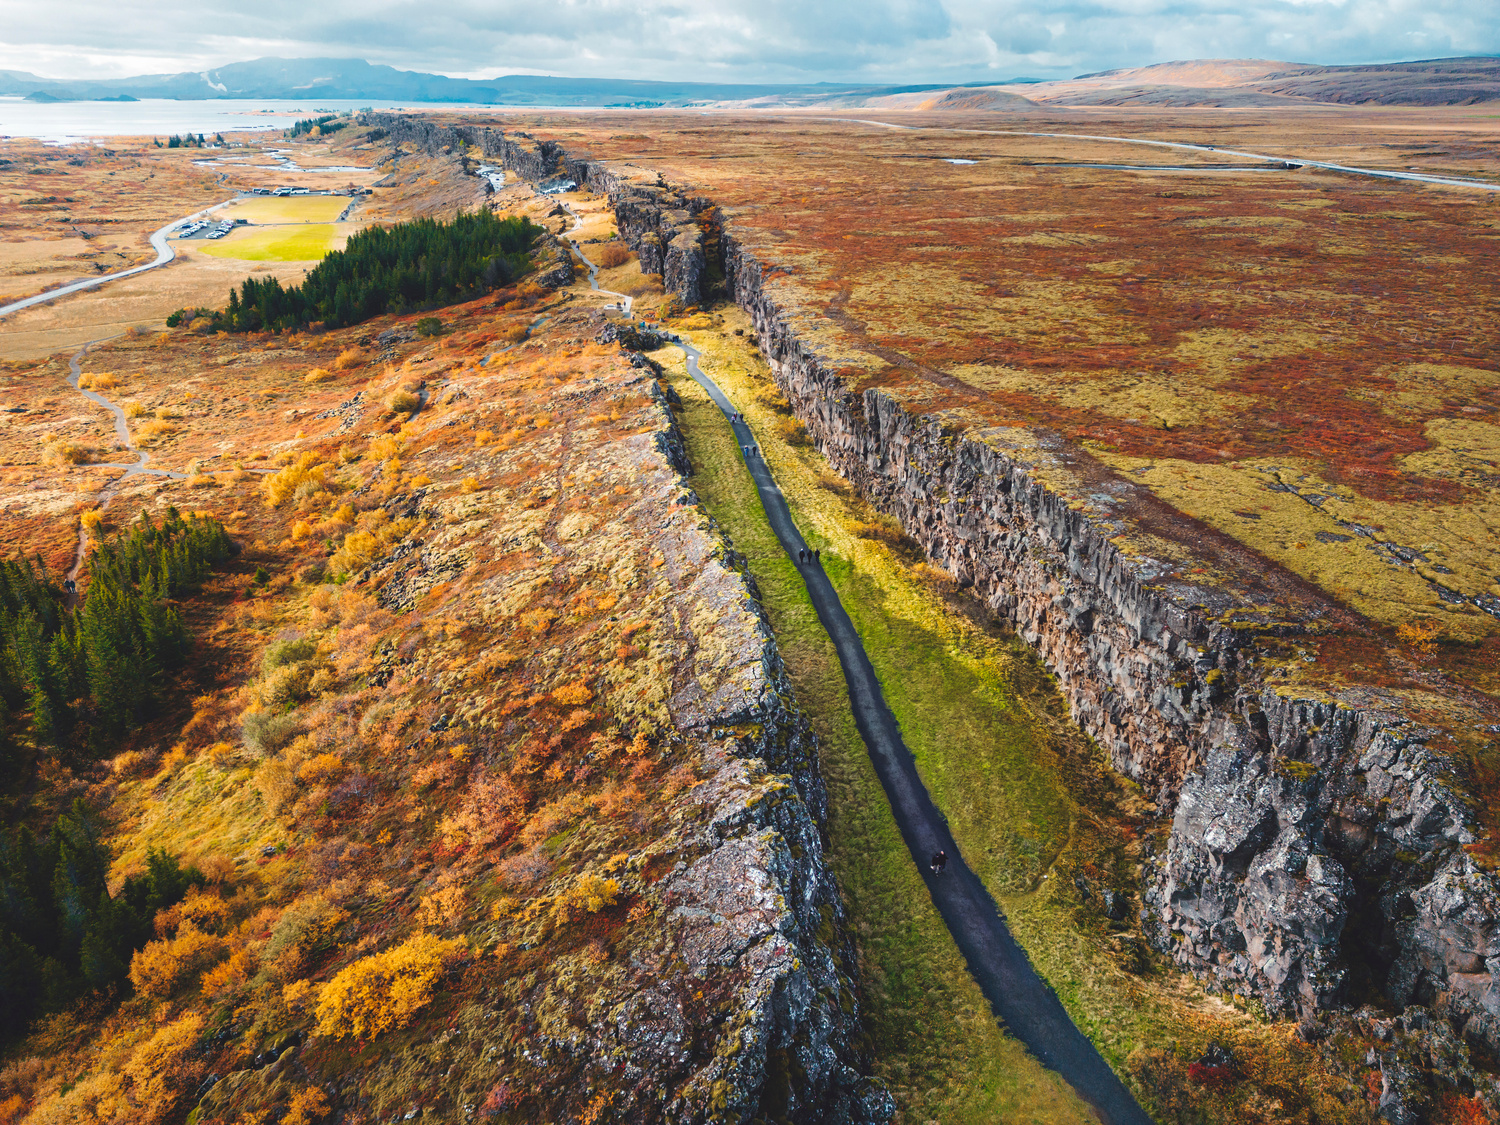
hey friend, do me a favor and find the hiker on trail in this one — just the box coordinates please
[814,549,821,563]
[931,850,947,875]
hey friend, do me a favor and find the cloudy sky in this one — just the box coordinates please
[1,0,1496,83]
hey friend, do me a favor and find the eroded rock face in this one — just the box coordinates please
[703,223,1500,1051]
[597,407,887,1123]
[359,114,711,308]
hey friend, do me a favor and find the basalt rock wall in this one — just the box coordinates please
[360,116,710,307]
[651,410,890,1123]
[711,225,1500,1056]
[560,155,708,308]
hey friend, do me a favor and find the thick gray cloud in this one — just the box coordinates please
[0,0,1495,83]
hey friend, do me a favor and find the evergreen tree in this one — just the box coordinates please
[209,210,540,334]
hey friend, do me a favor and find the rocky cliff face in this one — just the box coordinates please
[362,111,1500,1078]
[699,232,1500,1058]
[647,399,888,1124]
[561,160,708,308]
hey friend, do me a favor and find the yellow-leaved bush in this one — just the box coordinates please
[125,1012,204,1120]
[313,931,466,1040]
[128,921,226,999]
[551,873,621,924]
[261,452,336,508]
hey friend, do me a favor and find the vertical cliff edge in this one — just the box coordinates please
[374,109,1500,1089]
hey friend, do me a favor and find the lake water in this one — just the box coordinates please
[0,98,432,144]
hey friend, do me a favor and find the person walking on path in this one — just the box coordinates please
[931,849,948,875]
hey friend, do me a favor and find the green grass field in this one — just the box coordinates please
[220,195,351,224]
[195,224,345,262]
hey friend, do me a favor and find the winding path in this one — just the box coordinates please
[557,201,635,315]
[0,198,236,320]
[63,343,188,586]
[559,231,1150,1123]
[838,118,1500,192]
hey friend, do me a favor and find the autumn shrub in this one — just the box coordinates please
[297,752,346,786]
[304,367,334,384]
[42,440,95,466]
[282,1087,331,1125]
[124,1012,204,1122]
[774,415,812,446]
[128,921,226,998]
[255,757,296,815]
[415,885,467,929]
[1396,617,1443,653]
[551,679,593,706]
[262,452,334,508]
[21,1070,127,1125]
[77,372,120,390]
[263,895,349,976]
[333,346,368,370]
[596,243,631,268]
[329,529,378,575]
[199,945,254,995]
[242,708,302,756]
[176,886,234,934]
[264,635,317,672]
[313,931,465,1040]
[552,873,621,923]
[386,389,421,415]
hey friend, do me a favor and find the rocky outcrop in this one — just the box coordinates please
[559,159,707,308]
[589,388,886,1123]
[358,114,710,308]
[529,231,575,289]
[709,224,1500,1056]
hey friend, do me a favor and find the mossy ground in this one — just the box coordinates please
[661,305,1380,1124]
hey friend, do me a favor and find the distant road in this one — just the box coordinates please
[0,199,236,320]
[841,119,1500,192]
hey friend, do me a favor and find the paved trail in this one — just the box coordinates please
[558,200,635,315]
[838,118,1500,192]
[559,231,1152,1122]
[680,339,1154,1125]
[0,198,236,320]
[546,217,1152,1122]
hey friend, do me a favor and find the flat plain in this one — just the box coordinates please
[483,105,1500,701]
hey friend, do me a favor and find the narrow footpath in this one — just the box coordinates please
[63,342,188,589]
[557,220,1152,1121]
[674,338,1155,1125]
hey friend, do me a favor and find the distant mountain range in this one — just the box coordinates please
[0,56,1027,107]
[986,56,1500,108]
[1,55,1495,110]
